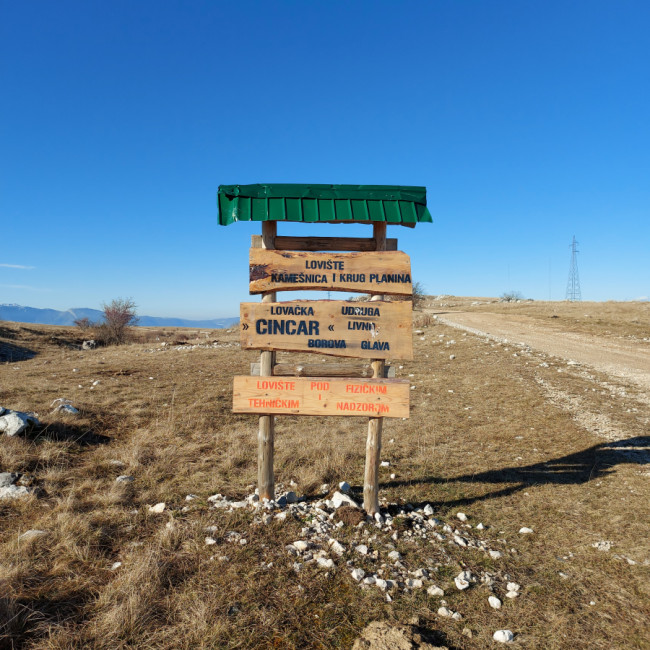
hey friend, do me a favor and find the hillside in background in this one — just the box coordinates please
[0,304,239,329]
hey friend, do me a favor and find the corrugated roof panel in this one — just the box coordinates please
[217,184,432,226]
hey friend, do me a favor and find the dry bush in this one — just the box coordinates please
[95,297,139,346]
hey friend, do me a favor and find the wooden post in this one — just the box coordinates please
[364,222,387,514]
[258,220,276,501]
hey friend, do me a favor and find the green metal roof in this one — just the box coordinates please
[217,184,432,226]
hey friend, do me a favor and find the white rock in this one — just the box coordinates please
[380,461,390,467]
[489,550,503,559]
[453,534,468,547]
[355,544,369,555]
[375,579,388,590]
[488,596,502,609]
[185,494,198,501]
[329,540,346,556]
[506,582,520,592]
[427,585,444,597]
[351,568,365,581]
[505,591,519,599]
[110,561,122,570]
[293,540,310,552]
[405,578,423,588]
[437,606,453,618]
[317,557,334,569]
[274,511,287,521]
[115,475,134,483]
[205,537,217,545]
[338,481,351,494]
[456,512,468,522]
[387,550,402,561]
[591,540,613,551]
[452,612,463,621]
[374,512,384,525]
[19,529,48,542]
[493,629,514,643]
[149,502,166,513]
[423,504,434,516]
[454,570,473,590]
[0,485,32,500]
[363,576,376,585]
[449,354,456,360]
[476,522,485,530]
[519,527,534,534]
[0,410,40,437]
[331,491,359,509]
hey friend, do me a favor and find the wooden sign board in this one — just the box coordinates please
[249,249,412,296]
[240,300,413,360]
[233,376,410,418]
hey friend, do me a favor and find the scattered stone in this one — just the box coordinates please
[456,512,468,522]
[329,540,346,556]
[519,527,534,534]
[506,582,520,592]
[388,550,402,561]
[423,504,434,516]
[476,523,485,530]
[505,591,519,599]
[332,491,359,509]
[339,481,352,494]
[149,502,166,514]
[186,494,198,501]
[355,544,369,555]
[110,561,122,570]
[449,355,456,360]
[380,461,390,467]
[437,607,453,618]
[493,629,514,643]
[0,485,32,500]
[205,537,217,545]
[317,557,334,569]
[592,540,613,551]
[488,596,502,609]
[115,475,134,483]
[351,568,366,581]
[293,540,310,552]
[0,409,40,437]
[427,585,444,597]
[19,529,48,543]
[82,340,96,350]
[0,472,21,488]
[454,570,473,590]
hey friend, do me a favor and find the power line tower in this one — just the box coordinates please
[565,235,582,301]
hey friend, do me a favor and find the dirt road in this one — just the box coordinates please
[434,311,650,392]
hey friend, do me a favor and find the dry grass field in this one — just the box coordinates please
[1,299,649,649]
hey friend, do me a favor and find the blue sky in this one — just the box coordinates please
[2,0,648,318]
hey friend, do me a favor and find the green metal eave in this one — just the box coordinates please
[217,184,433,227]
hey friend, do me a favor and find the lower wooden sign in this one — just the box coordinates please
[232,376,410,418]
[240,300,413,360]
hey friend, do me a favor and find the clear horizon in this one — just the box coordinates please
[2,1,649,318]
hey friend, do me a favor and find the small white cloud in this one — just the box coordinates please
[0,263,35,269]
[0,284,51,291]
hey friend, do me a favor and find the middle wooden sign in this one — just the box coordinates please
[249,249,412,295]
[240,300,413,360]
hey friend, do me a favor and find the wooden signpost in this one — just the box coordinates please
[219,183,432,514]
[239,299,413,359]
[249,249,412,295]
[233,376,410,418]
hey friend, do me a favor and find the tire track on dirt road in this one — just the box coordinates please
[434,311,650,394]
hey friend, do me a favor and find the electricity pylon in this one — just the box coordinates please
[565,235,582,301]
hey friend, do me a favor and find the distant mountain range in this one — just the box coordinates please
[0,304,239,329]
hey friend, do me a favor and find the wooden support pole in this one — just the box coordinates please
[364,222,387,514]
[258,221,276,502]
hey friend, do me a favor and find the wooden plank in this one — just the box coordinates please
[249,249,412,296]
[250,362,396,378]
[240,300,413,360]
[233,376,410,418]
[251,235,398,252]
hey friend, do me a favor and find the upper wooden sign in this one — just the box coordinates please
[249,249,412,296]
[240,300,413,360]
[232,376,410,418]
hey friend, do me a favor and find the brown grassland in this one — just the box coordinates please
[0,298,649,649]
